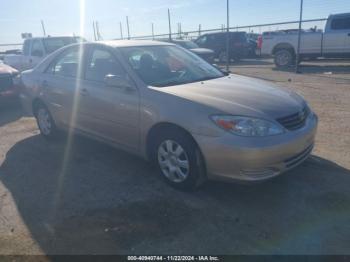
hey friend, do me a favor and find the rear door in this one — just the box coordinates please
[42,45,87,128]
[78,46,140,151]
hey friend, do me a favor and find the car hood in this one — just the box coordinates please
[0,63,18,75]
[157,74,305,119]
[190,48,214,55]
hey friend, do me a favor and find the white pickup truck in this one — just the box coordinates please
[4,36,85,71]
[261,13,350,67]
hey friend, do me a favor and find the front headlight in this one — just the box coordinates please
[211,115,285,137]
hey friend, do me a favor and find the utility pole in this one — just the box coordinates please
[92,21,97,41]
[119,22,123,39]
[179,23,182,39]
[96,21,102,40]
[152,23,155,40]
[126,16,130,39]
[226,0,230,73]
[296,0,304,73]
[198,24,201,36]
[41,20,46,37]
[168,9,172,40]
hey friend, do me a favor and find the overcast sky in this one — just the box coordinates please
[1,0,350,45]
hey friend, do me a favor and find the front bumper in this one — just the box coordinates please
[193,113,318,182]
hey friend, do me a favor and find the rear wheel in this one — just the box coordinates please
[152,130,206,191]
[34,103,58,140]
[274,49,295,68]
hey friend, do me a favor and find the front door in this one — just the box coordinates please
[78,46,140,151]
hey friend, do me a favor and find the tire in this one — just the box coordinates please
[218,51,229,64]
[34,102,58,140]
[274,49,295,68]
[152,129,206,191]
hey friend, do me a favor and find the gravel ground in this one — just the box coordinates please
[0,59,349,255]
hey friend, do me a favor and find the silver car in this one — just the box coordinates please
[20,40,318,190]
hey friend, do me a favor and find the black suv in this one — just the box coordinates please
[195,32,250,62]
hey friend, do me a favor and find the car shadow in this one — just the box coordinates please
[1,134,350,254]
[273,63,350,76]
[217,59,273,67]
[0,101,24,127]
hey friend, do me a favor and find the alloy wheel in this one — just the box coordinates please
[157,140,190,183]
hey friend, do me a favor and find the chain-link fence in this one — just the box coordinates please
[1,0,349,74]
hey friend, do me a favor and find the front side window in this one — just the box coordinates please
[48,47,82,78]
[85,48,126,82]
[121,45,224,87]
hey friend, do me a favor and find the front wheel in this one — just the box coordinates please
[153,131,206,191]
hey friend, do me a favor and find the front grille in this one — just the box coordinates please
[284,144,314,168]
[277,106,310,131]
[0,75,13,92]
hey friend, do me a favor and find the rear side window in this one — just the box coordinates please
[85,48,126,82]
[47,47,82,78]
[331,17,350,30]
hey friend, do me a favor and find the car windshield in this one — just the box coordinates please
[120,45,224,87]
[43,37,85,54]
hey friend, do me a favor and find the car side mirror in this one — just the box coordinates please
[32,50,44,57]
[104,74,133,89]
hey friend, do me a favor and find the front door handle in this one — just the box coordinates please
[80,88,89,96]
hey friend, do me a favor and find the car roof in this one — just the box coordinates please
[24,36,82,41]
[202,31,246,36]
[98,40,175,47]
[171,39,192,43]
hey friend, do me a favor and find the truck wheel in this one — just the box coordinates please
[274,49,295,68]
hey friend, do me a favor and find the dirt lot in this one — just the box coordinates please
[0,59,349,255]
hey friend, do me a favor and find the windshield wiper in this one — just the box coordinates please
[196,76,222,82]
[152,79,182,87]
